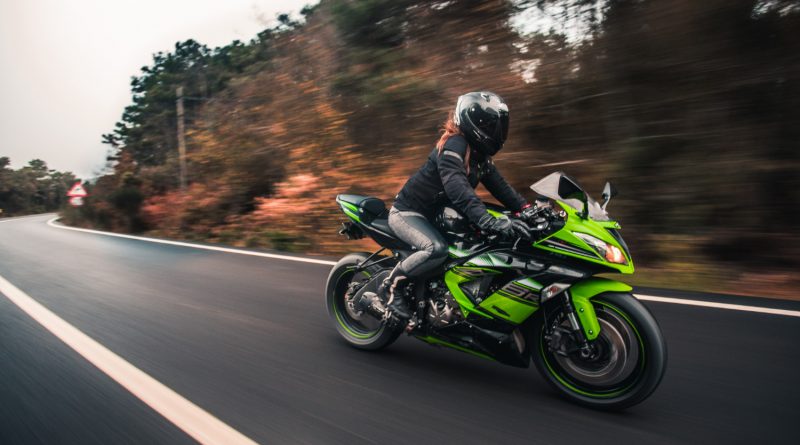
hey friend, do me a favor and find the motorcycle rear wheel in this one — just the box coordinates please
[325,252,402,350]
[531,292,667,410]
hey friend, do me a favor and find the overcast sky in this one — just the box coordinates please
[0,0,315,178]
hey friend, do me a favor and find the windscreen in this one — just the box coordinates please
[530,172,610,221]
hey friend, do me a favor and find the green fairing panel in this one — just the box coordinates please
[479,291,538,324]
[466,253,513,268]
[446,267,542,324]
[444,269,494,319]
[448,246,470,258]
[533,201,634,274]
[569,277,633,341]
[516,277,543,291]
[418,335,494,361]
[336,197,361,222]
[486,209,505,218]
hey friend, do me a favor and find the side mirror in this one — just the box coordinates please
[601,181,618,210]
[558,175,588,218]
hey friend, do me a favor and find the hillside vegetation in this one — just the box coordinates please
[65,0,800,297]
[0,158,79,217]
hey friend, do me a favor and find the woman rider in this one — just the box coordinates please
[382,91,536,320]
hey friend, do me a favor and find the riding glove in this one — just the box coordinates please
[477,213,517,239]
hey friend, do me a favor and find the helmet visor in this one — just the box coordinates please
[475,108,508,146]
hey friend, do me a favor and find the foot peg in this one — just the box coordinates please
[358,291,414,327]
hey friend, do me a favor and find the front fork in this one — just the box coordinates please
[542,278,633,356]
[543,294,595,358]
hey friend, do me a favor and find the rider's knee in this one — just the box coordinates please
[429,238,448,263]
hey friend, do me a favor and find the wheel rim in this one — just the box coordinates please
[542,301,645,397]
[333,269,383,339]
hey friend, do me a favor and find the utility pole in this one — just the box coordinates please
[176,86,188,191]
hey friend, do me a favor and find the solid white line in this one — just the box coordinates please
[0,273,259,445]
[43,217,800,318]
[0,213,54,223]
[635,294,800,318]
[46,217,337,266]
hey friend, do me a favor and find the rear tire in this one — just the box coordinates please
[531,292,667,410]
[325,252,402,350]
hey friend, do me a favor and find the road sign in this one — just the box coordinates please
[69,197,84,207]
[67,182,87,198]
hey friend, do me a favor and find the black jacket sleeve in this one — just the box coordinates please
[437,136,488,224]
[480,159,527,212]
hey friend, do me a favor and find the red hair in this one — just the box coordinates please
[436,113,470,172]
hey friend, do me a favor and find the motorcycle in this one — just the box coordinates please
[326,172,667,409]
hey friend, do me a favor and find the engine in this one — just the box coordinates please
[426,281,462,328]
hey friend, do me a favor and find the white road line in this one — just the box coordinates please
[46,217,337,266]
[0,213,54,223]
[635,294,800,318]
[42,216,800,318]
[0,273,259,445]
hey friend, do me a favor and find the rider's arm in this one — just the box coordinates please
[480,160,527,212]
[437,136,489,224]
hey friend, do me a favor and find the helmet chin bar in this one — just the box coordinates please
[466,127,501,157]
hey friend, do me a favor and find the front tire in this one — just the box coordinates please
[532,292,667,410]
[325,252,402,350]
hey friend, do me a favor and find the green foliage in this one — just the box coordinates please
[0,159,78,217]
[109,187,144,215]
[71,0,799,295]
[101,28,289,169]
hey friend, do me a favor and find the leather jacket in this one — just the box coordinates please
[394,134,526,222]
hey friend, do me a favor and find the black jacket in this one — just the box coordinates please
[394,135,527,223]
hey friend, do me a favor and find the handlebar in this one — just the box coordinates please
[472,203,565,246]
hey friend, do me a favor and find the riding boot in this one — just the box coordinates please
[380,267,412,320]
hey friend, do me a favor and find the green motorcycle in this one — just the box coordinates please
[326,172,666,409]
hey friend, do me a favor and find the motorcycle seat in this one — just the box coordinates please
[369,217,395,237]
[337,193,413,251]
[368,217,413,251]
[336,194,388,223]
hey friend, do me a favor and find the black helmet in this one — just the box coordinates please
[453,91,509,156]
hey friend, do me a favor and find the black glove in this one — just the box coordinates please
[511,219,532,239]
[477,213,516,239]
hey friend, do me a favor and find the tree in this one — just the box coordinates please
[0,158,78,216]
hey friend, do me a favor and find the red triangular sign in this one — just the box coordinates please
[67,182,88,197]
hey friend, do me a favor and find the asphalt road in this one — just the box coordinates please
[1,214,798,444]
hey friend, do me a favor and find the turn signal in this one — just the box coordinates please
[540,283,570,302]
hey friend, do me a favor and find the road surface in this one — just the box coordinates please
[1,214,798,444]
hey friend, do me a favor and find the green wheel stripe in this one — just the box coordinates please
[333,268,379,340]
[334,305,375,339]
[540,299,645,398]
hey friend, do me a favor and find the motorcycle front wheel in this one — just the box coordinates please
[531,292,667,410]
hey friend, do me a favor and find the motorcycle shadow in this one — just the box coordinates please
[327,334,608,412]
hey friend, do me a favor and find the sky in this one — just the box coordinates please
[0,0,315,178]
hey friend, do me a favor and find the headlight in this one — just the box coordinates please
[573,232,628,265]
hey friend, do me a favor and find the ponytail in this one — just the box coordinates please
[436,113,470,173]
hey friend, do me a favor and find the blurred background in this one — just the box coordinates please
[3,0,798,297]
